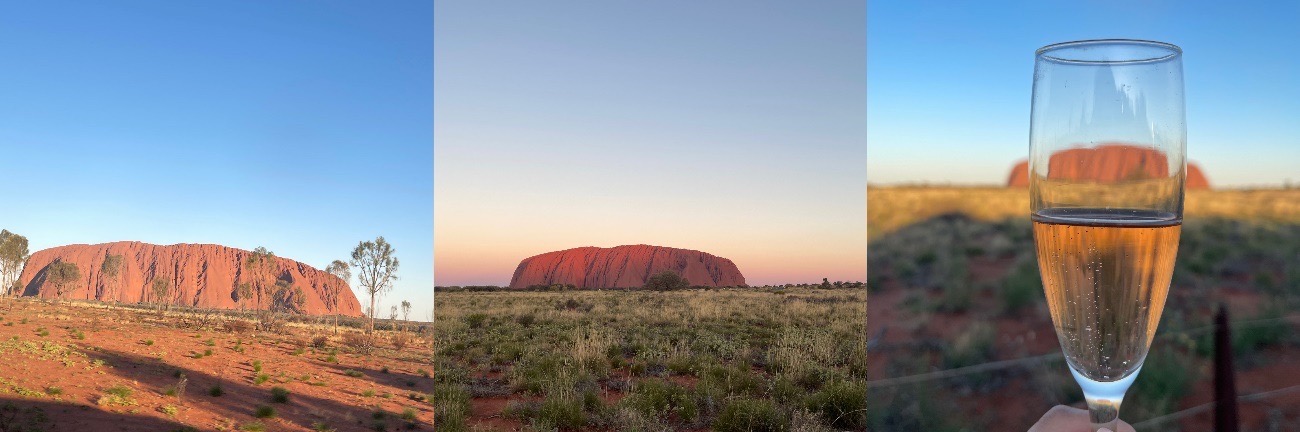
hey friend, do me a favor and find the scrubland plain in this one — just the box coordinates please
[0,299,433,431]
[867,187,1300,431]
[434,288,867,431]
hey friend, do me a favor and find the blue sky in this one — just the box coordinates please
[0,1,433,319]
[869,0,1300,187]
[435,1,867,286]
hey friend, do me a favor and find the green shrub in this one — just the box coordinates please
[806,380,867,428]
[254,405,277,418]
[1235,304,1290,355]
[433,383,470,431]
[1001,259,1042,314]
[270,386,289,403]
[943,322,994,368]
[621,379,688,417]
[98,385,136,406]
[1129,348,1195,419]
[464,313,488,329]
[713,397,788,432]
[209,384,224,397]
[537,395,585,430]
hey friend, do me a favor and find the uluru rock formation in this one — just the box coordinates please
[509,245,745,289]
[18,242,362,316]
[1007,144,1209,189]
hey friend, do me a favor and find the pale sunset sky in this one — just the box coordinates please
[434,2,867,286]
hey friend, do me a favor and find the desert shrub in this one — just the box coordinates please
[254,405,277,418]
[1001,259,1042,315]
[434,382,470,430]
[209,384,224,397]
[621,379,688,417]
[254,373,270,385]
[390,332,415,350]
[806,380,867,429]
[770,375,802,405]
[515,313,536,327]
[252,360,263,372]
[240,422,266,432]
[934,280,973,313]
[270,386,290,403]
[1235,303,1290,355]
[943,322,994,368]
[713,398,788,432]
[463,313,489,329]
[537,394,586,430]
[223,319,253,333]
[643,271,689,291]
[700,365,761,397]
[44,386,62,396]
[311,422,337,432]
[666,355,698,376]
[342,332,377,353]
[345,369,365,378]
[1128,348,1196,419]
[98,384,136,406]
[311,335,329,348]
[159,404,179,416]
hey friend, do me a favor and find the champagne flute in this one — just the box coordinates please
[1028,39,1186,432]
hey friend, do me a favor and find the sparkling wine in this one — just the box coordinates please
[1032,208,1180,383]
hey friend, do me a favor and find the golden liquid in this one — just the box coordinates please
[1032,209,1180,382]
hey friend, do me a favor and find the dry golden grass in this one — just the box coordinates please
[868,186,1300,239]
[434,288,869,430]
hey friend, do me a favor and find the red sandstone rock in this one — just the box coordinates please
[18,242,362,316]
[509,245,746,289]
[1007,144,1210,189]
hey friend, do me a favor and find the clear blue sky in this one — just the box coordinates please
[869,0,1300,187]
[0,1,433,319]
[435,1,867,286]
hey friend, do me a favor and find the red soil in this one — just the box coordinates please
[0,299,431,431]
[868,256,1300,430]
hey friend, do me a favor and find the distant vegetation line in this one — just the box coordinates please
[868,187,1300,239]
[437,275,866,293]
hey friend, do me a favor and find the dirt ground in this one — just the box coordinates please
[0,299,433,431]
[867,258,1300,432]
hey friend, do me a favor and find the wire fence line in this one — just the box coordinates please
[866,313,1300,388]
[1132,384,1300,430]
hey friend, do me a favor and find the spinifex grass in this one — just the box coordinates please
[436,288,867,430]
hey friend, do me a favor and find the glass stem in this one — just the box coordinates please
[1070,365,1140,432]
[1085,395,1122,432]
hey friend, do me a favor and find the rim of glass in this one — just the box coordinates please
[1036,39,1181,65]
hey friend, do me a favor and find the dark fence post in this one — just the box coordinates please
[1214,303,1239,432]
